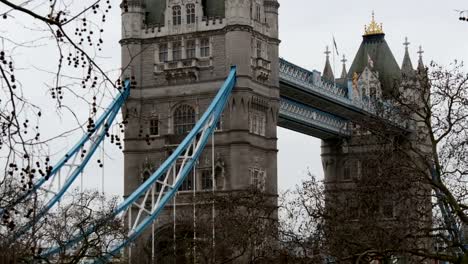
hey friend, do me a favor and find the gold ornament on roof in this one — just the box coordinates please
[364,11,384,36]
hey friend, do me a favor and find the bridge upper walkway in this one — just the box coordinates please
[278,58,407,138]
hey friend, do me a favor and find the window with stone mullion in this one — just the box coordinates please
[172,41,182,61]
[159,43,168,62]
[186,4,196,24]
[250,168,266,191]
[172,6,182,25]
[200,38,210,57]
[186,40,196,59]
[149,117,159,136]
[249,109,266,136]
[174,105,195,135]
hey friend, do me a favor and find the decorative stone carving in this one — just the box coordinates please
[140,157,155,183]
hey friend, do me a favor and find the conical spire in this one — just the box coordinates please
[401,37,415,78]
[322,46,335,83]
[348,13,401,96]
[340,55,348,79]
[417,45,425,71]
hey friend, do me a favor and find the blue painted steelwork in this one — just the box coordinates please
[10,81,131,239]
[279,97,351,137]
[279,58,350,103]
[280,58,382,115]
[279,58,410,130]
[41,67,237,262]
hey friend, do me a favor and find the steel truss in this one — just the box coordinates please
[6,81,131,240]
[41,67,237,263]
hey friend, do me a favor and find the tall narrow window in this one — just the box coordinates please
[249,103,266,136]
[255,4,261,21]
[186,40,196,59]
[142,171,151,182]
[176,163,193,191]
[172,41,182,61]
[179,176,192,191]
[344,166,351,181]
[200,38,210,57]
[173,104,196,135]
[250,168,266,191]
[215,115,223,131]
[149,117,159,136]
[159,43,168,62]
[370,87,377,100]
[186,4,196,24]
[256,40,262,58]
[215,166,223,190]
[172,6,182,25]
[343,160,352,181]
[201,170,213,190]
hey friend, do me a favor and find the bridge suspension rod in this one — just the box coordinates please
[41,67,237,262]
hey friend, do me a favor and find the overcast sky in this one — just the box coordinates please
[2,0,467,197]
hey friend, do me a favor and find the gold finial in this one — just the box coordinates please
[364,11,384,36]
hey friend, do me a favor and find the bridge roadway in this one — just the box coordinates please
[277,58,405,139]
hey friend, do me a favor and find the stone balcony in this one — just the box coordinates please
[154,57,213,81]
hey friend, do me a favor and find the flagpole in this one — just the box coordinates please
[332,36,336,85]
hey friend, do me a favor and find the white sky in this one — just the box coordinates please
[2,0,467,197]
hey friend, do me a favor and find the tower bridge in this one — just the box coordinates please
[7,1,436,263]
[118,1,426,262]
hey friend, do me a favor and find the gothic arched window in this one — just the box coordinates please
[173,104,196,135]
[186,4,196,24]
[172,6,182,25]
[370,87,377,100]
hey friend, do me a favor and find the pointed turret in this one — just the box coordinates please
[348,12,401,97]
[401,37,415,78]
[340,55,348,79]
[417,45,425,72]
[322,46,335,83]
[334,55,348,87]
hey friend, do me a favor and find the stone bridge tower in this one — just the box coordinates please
[321,15,432,263]
[121,0,280,261]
